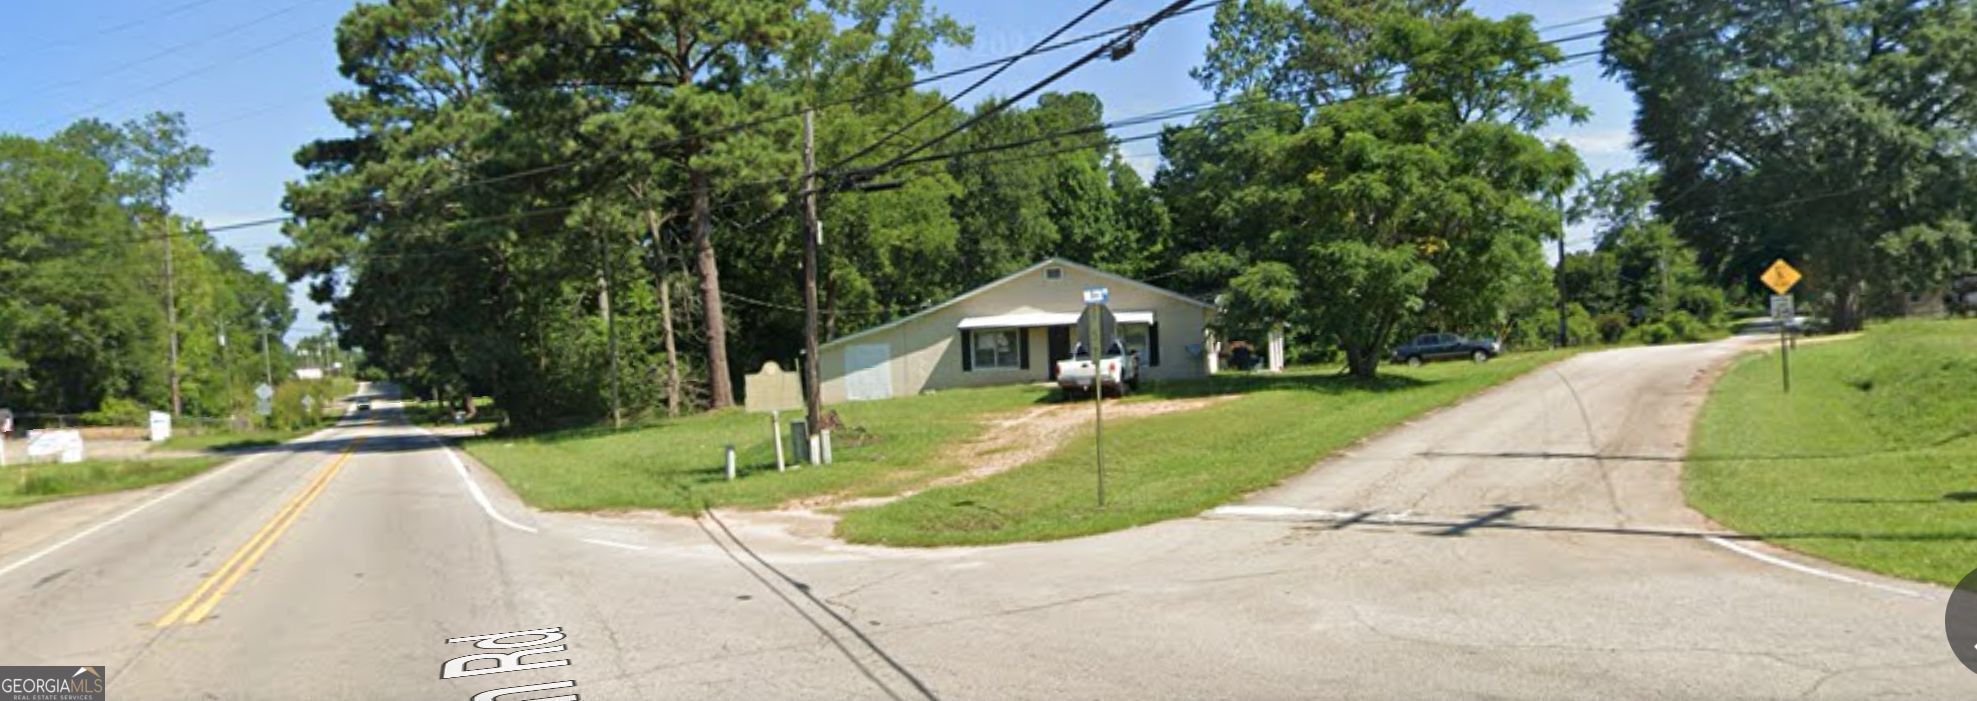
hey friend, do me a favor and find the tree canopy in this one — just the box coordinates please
[1604,0,1977,329]
[1162,0,1583,376]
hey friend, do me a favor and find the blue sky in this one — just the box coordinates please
[0,0,1637,341]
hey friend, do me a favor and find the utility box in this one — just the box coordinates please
[789,419,810,463]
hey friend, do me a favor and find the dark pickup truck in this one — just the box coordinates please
[1390,333,1501,367]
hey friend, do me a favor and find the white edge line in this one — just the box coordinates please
[1704,535,1922,598]
[579,538,646,551]
[0,429,324,580]
[414,424,539,534]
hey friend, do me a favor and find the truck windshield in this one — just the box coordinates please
[1070,342,1126,359]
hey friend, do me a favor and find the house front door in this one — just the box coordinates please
[1047,326,1071,380]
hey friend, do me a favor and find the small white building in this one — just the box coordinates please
[817,258,1217,402]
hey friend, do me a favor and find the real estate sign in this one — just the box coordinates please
[148,411,172,442]
[26,429,84,464]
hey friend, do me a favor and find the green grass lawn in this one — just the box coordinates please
[1687,318,1977,585]
[0,456,227,509]
[160,427,314,452]
[835,350,1573,546]
[463,383,1055,514]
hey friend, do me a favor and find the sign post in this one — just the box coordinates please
[1760,259,1804,393]
[1081,286,1111,507]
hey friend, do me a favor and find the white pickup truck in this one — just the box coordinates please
[1055,341,1139,400]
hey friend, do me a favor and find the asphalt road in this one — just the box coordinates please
[0,343,1969,699]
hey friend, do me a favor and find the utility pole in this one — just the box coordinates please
[259,306,275,388]
[600,230,622,430]
[800,109,824,461]
[161,215,182,416]
[1554,191,1569,348]
[219,319,233,421]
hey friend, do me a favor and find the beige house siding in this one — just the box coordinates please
[818,260,1214,403]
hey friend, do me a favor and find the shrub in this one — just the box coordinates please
[78,397,149,426]
[1662,310,1706,342]
[1595,313,1630,344]
[1676,284,1727,323]
[1631,322,1676,345]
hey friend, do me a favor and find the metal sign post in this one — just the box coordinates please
[1770,294,1795,393]
[1081,285,1111,507]
[1761,259,1803,394]
[1088,304,1105,507]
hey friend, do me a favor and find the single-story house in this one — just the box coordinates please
[817,258,1217,402]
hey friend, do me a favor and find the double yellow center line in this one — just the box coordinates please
[155,437,364,628]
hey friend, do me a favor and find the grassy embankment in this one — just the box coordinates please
[837,350,1569,545]
[467,349,1569,545]
[463,383,1047,513]
[1687,318,1976,585]
[0,457,226,509]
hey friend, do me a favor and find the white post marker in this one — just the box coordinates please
[724,444,737,482]
[771,409,786,472]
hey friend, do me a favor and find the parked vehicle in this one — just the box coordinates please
[1056,340,1140,399]
[1390,333,1501,367]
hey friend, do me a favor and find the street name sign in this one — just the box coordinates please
[1082,286,1109,305]
[1761,259,1802,294]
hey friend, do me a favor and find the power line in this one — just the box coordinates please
[4,0,331,108]
[822,0,1121,173]
[842,0,1202,184]
[205,0,1830,243]
[0,0,230,61]
[187,0,1231,237]
[31,22,330,132]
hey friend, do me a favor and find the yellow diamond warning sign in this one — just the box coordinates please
[1760,259,1802,294]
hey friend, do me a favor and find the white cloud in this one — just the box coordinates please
[1546,128,1635,157]
[1122,152,1162,179]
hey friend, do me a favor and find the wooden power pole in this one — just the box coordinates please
[600,230,622,429]
[161,215,182,416]
[801,109,824,455]
[1554,192,1568,348]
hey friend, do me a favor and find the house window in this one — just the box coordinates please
[1121,323,1150,362]
[1045,266,1063,280]
[972,329,1022,369]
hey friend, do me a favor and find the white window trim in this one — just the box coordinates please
[972,328,1023,370]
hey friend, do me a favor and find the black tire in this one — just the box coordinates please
[1406,355,1424,368]
[1471,350,1489,363]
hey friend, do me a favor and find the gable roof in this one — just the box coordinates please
[820,257,1215,350]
